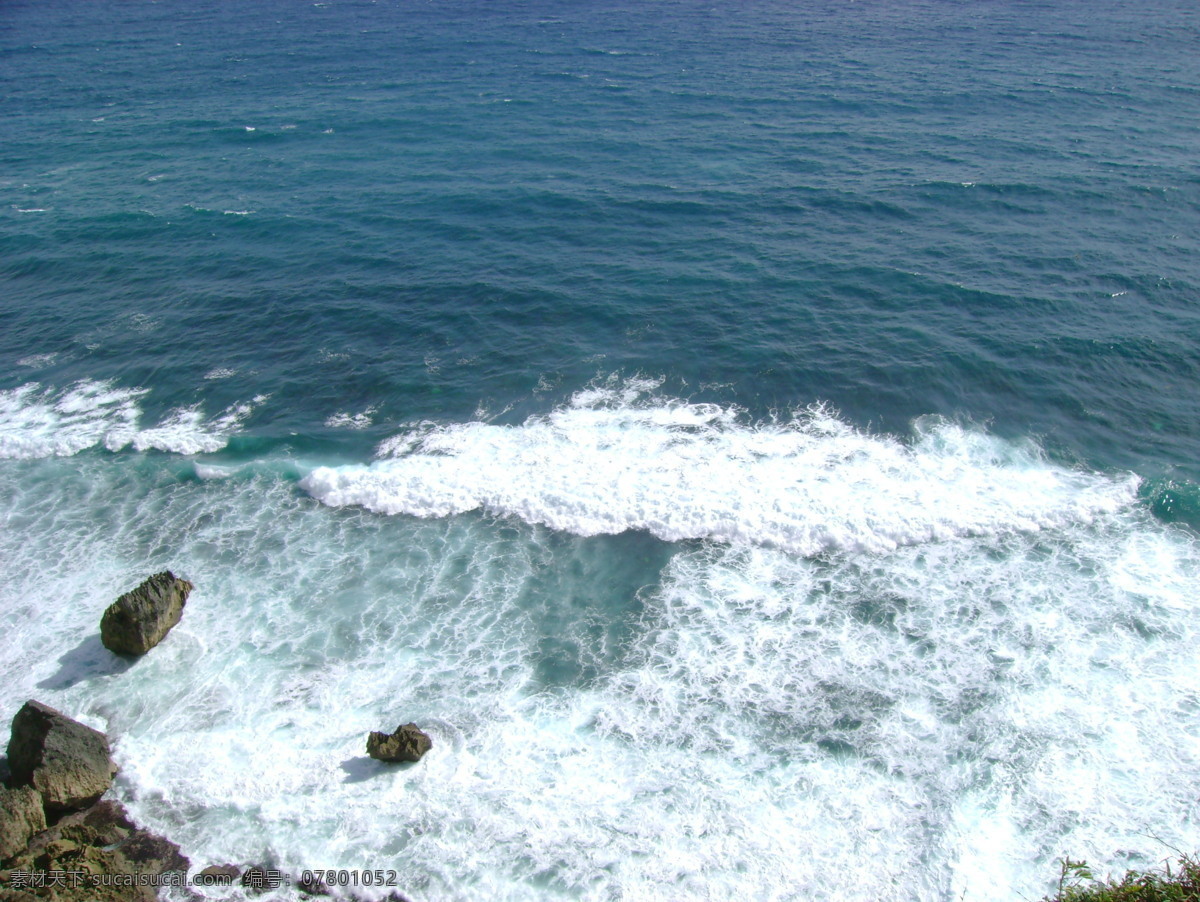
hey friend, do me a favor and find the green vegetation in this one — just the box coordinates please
[1043,854,1200,902]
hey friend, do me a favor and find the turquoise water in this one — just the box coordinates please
[3,2,1200,899]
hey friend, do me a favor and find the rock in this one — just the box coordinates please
[7,798,189,902]
[64,799,135,847]
[0,701,188,902]
[0,786,45,862]
[6,700,116,815]
[297,870,332,896]
[366,723,432,763]
[118,824,189,875]
[100,571,193,656]
[196,864,240,886]
[0,890,39,902]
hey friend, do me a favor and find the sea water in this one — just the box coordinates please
[3,1,1200,899]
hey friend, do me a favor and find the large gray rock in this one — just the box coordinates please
[366,723,432,763]
[100,571,192,656]
[6,700,116,814]
[0,785,45,861]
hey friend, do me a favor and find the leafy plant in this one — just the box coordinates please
[1043,853,1200,902]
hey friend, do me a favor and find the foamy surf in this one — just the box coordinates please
[302,388,1140,555]
[0,380,261,458]
[1,457,1197,902]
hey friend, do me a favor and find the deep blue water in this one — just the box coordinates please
[3,2,1200,900]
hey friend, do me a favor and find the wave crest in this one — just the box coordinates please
[0,380,260,458]
[301,388,1138,555]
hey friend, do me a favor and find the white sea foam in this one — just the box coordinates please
[125,313,160,334]
[0,380,259,458]
[1,460,1198,902]
[302,387,1139,555]
[193,463,239,480]
[18,353,58,368]
[325,406,377,430]
[130,400,255,455]
[0,381,146,458]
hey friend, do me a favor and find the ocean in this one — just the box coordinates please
[2,1,1200,899]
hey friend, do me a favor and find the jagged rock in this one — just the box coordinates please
[0,890,38,902]
[0,786,46,861]
[118,825,189,875]
[4,798,189,902]
[366,723,432,763]
[100,571,193,656]
[62,799,136,846]
[6,701,116,815]
[0,700,187,902]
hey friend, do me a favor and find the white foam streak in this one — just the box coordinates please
[325,406,377,430]
[131,398,259,455]
[0,381,145,458]
[303,393,1139,555]
[0,380,258,458]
